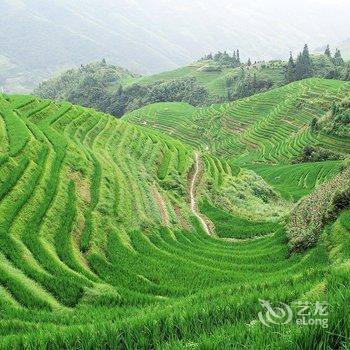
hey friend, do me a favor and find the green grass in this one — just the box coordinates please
[123,60,287,99]
[200,200,282,239]
[0,78,350,349]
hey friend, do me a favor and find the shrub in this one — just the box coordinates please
[287,167,350,251]
[293,146,343,163]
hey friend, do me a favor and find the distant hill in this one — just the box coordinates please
[34,61,215,117]
[34,50,350,117]
[1,0,350,93]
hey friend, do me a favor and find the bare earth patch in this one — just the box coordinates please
[151,184,170,226]
[69,170,91,204]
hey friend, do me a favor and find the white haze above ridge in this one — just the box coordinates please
[0,0,349,92]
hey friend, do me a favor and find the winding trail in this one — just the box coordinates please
[189,152,213,236]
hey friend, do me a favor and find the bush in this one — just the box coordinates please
[313,98,350,137]
[293,146,343,163]
[287,167,350,251]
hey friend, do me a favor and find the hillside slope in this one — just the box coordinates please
[125,78,350,162]
[0,84,350,348]
[35,51,350,118]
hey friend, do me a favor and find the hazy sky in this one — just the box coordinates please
[72,0,350,56]
[1,0,349,75]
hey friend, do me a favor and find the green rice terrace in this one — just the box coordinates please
[0,77,350,349]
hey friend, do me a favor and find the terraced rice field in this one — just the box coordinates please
[0,78,350,349]
[247,161,342,201]
[125,78,350,163]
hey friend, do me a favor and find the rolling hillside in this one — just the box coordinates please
[35,50,350,119]
[0,77,350,348]
[33,58,290,120]
[122,59,287,99]
[125,78,350,162]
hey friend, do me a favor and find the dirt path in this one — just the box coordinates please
[189,152,213,236]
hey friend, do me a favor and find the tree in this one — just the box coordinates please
[295,44,312,80]
[334,49,344,66]
[117,84,123,96]
[302,44,312,76]
[253,73,257,89]
[232,51,237,63]
[295,53,303,80]
[324,45,331,58]
[236,49,241,65]
[247,58,252,66]
[285,52,296,82]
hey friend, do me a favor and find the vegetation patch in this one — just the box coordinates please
[293,146,343,163]
[287,166,350,251]
[312,98,350,138]
[1,75,350,348]
[200,200,281,239]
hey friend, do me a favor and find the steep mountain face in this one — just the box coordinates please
[1,0,349,92]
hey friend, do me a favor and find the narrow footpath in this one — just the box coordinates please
[189,152,213,236]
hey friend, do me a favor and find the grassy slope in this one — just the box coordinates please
[0,79,350,348]
[118,54,344,99]
[121,59,286,99]
[125,78,350,160]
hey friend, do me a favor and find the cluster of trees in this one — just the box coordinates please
[35,62,213,117]
[286,44,348,83]
[102,77,212,117]
[324,45,344,65]
[227,69,272,100]
[294,146,342,163]
[285,44,313,82]
[201,50,242,68]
